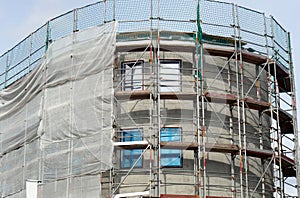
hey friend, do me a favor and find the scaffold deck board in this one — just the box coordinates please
[265,108,294,134]
[116,39,291,92]
[115,91,270,111]
[115,90,151,100]
[114,141,295,177]
[160,195,199,198]
[204,92,236,104]
[243,97,270,110]
[204,45,291,92]
[115,91,293,134]
[114,141,149,150]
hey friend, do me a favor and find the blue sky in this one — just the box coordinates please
[0,0,299,123]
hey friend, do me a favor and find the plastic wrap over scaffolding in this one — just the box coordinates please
[0,22,117,197]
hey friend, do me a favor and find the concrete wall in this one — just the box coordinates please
[110,44,273,197]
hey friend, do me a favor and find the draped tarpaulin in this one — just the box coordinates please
[0,22,117,197]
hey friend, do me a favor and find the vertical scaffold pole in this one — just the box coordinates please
[194,5,201,192]
[28,33,33,73]
[73,9,78,32]
[196,1,204,197]
[156,0,161,196]
[233,4,243,198]
[235,5,249,198]
[113,0,116,21]
[39,41,49,193]
[195,39,202,198]
[45,21,50,52]
[149,0,161,195]
[228,54,236,197]
[103,0,106,23]
[260,13,271,198]
[22,96,29,194]
[200,46,206,198]
[274,57,284,197]
[287,32,299,197]
[265,16,276,198]
[230,4,236,197]
[237,6,249,197]
[4,52,9,88]
[149,0,154,195]
[270,16,284,197]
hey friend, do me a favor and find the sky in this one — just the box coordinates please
[0,0,97,55]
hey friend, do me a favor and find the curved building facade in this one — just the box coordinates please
[0,1,298,198]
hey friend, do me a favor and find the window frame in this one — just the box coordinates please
[159,59,182,92]
[120,128,143,169]
[121,60,145,91]
[160,127,183,168]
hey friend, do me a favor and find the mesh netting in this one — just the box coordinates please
[201,0,234,38]
[0,0,292,90]
[77,2,104,30]
[272,18,289,68]
[49,11,74,41]
[237,6,267,54]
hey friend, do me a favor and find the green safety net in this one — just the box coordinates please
[195,0,202,80]
[197,0,202,43]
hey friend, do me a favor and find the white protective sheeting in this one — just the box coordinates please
[0,22,116,197]
[40,175,102,198]
[26,180,38,198]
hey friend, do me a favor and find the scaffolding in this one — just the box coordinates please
[0,0,299,198]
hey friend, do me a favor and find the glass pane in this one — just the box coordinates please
[160,128,182,167]
[160,61,180,92]
[121,129,143,168]
[122,61,143,91]
[132,65,143,90]
[122,130,142,142]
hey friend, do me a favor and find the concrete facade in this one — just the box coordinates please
[110,42,273,197]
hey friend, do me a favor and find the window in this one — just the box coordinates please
[121,61,144,91]
[160,127,182,167]
[121,129,143,168]
[160,60,181,92]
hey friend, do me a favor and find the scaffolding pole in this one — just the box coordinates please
[270,16,284,197]
[200,45,206,198]
[235,5,249,198]
[195,26,202,198]
[149,0,162,196]
[228,57,236,198]
[287,32,300,196]
[229,6,236,196]
[260,14,271,198]
[233,4,243,198]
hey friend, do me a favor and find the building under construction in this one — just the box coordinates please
[0,0,299,197]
